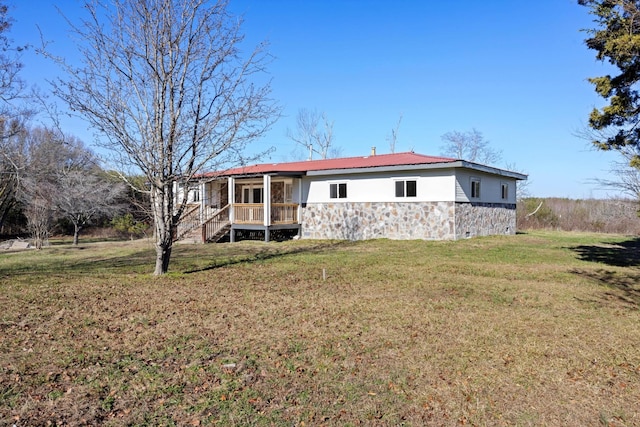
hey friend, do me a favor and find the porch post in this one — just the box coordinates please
[297,178,303,225]
[264,175,271,243]
[228,177,235,221]
[263,175,271,227]
[199,181,205,222]
[228,177,235,243]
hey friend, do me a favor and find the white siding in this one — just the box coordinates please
[455,170,518,204]
[302,170,457,203]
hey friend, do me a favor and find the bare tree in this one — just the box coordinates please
[591,147,640,200]
[286,108,336,160]
[56,169,125,245]
[0,1,34,231]
[16,127,81,249]
[15,127,117,248]
[386,113,402,154]
[0,119,23,230]
[43,0,279,274]
[0,2,29,122]
[504,162,531,201]
[440,128,502,165]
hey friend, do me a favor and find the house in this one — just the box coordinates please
[175,150,527,243]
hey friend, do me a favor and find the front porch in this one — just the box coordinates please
[176,174,303,243]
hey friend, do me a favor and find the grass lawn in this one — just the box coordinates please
[1,231,639,426]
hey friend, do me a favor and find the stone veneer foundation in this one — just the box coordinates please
[301,202,516,241]
[454,202,516,239]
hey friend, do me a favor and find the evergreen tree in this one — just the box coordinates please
[580,0,640,167]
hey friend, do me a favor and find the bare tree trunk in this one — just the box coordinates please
[28,202,50,250]
[154,237,173,275]
[152,183,177,275]
[73,223,80,246]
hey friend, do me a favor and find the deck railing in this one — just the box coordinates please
[202,204,230,242]
[174,204,201,240]
[232,203,298,225]
[233,203,264,224]
[271,203,299,224]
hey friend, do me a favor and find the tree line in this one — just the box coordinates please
[0,122,150,247]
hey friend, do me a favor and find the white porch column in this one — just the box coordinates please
[297,178,303,224]
[199,181,206,222]
[263,174,271,226]
[228,177,235,223]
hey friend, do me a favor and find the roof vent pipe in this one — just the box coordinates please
[371,146,376,156]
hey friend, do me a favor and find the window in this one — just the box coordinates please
[241,186,263,203]
[284,183,293,203]
[501,183,509,200]
[330,182,347,199]
[471,178,481,199]
[192,189,200,202]
[395,180,417,197]
[253,188,263,203]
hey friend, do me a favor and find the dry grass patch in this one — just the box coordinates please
[1,232,639,426]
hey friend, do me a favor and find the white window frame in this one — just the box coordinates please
[395,179,417,198]
[470,178,481,199]
[501,182,509,200]
[329,182,348,199]
[241,184,264,203]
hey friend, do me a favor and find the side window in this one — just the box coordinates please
[471,178,481,199]
[395,180,417,197]
[501,183,509,200]
[330,182,347,199]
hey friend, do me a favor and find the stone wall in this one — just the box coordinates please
[300,201,517,241]
[301,202,456,240]
[454,202,516,239]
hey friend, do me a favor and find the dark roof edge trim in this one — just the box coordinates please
[306,160,527,180]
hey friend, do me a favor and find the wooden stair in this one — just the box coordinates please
[206,222,231,243]
[175,204,231,244]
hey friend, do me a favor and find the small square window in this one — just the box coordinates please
[330,183,347,199]
[395,180,417,197]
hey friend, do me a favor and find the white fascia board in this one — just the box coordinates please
[305,162,457,177]
[457,161,528,180]
[305,161,528,180]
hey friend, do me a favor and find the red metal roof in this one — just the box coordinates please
[202,152,457,178]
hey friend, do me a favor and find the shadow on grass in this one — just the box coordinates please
[571,237,640,267]
[2,240,358,280]
[571,267,640,308]
[4,249,157,278]
[571,237,640,308]
[182,240,354,274]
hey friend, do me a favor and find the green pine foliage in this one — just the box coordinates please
[580,0,640,165]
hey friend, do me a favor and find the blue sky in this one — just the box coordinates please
[10,0,624,198]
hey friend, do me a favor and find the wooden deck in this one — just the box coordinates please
[233,203,299,225]
[177,203,300,243]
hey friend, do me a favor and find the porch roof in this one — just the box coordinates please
[201,152,458,179]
